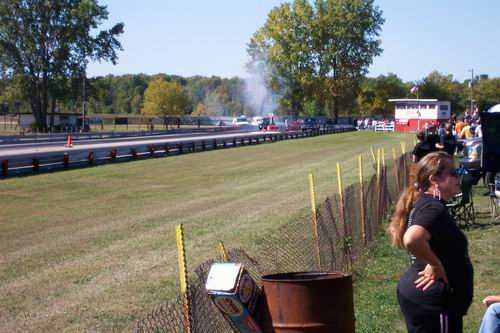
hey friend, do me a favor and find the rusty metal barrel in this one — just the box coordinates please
[259,272,354,333]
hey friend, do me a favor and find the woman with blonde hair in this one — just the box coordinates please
[389,151,474,333]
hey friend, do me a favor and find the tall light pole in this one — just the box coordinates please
[82,69,86,132]
[469,68,474,115]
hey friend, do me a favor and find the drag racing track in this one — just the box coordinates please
[0,126,354,178]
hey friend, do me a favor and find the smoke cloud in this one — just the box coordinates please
[243,57,279,116]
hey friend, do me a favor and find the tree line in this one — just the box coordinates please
[2,70,499,119]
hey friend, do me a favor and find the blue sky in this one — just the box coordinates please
[87,1,500,82]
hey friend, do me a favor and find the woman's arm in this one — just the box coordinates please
[403,225,448,290]
[483,295,500,307]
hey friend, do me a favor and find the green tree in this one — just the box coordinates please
[248,0,384,120]
[142,79,190,116]
[247,1,311,116]
[418,71,465,114]
[0,0,124,131]
[475,78,500,111]
[192,103,208,116]
[358,73,407,117]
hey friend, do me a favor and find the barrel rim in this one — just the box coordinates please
[261,271,351,282]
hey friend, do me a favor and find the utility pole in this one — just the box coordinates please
[469,68,474,114]
[82,69,86,132]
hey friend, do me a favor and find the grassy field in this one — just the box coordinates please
[353,186,500,333]
[0,131,413,332]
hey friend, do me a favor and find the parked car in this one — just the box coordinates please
[232,116,249,126]
[251,116,264,127]
[301,118,320,131]
[322,119,335,130]
[286,119,303,131]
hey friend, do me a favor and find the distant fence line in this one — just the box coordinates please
[0,126,354,179]
[1,113,357,133]
[134,145,412,333]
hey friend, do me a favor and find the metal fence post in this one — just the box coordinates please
[217,241,229,262]
[337,162,350,271]
[32,158,39,172]
[308,173,322,271]
[358,155,367,245]
[1,159,8,177]
[176,224,192,333]
[88,152,94,165]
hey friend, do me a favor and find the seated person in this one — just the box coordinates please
[412,130,438,163]
[459,119,473,139]
[479,295,500,333]
[436,123,457,156]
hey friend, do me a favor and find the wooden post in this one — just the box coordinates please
[308,173,322,270]
[358,155,367,245]
[218,241,229,262]
[176,224,192,333]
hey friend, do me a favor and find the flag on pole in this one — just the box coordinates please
[410,85,419,94]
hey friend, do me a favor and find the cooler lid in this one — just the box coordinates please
[205,263,243,292]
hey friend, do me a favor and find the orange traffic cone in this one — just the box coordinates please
[65,135,73,148]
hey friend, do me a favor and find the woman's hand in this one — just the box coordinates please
[415,263,448,291]
[482,295,500,307]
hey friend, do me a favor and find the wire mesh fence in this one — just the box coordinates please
[134,150,412,333]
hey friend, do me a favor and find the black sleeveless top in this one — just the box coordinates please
[397,194,474,315]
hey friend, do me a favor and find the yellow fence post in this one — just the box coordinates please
[370,146,376,163]
[381,148,386,169]
[392,147,400,193]
[176,224,192,333]
[308,173,322,270]
[376,149,381,187]
[376,149,382,222]
[218,241,229,262]
[358,155,367,245]
[400,142,407,188]
[337,162,351,270]
[337,163,344,206]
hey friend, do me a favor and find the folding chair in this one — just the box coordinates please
[447,173,475,227]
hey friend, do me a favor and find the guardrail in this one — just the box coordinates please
[0,126,355,178]
[0,126,234,145]
[374,122,395,132]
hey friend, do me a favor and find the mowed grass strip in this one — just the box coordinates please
[0,131,411,332]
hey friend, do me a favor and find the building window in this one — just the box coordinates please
[440,105,449,111]
[428,104,436,109]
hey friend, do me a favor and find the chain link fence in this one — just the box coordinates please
[134,151,412,333]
